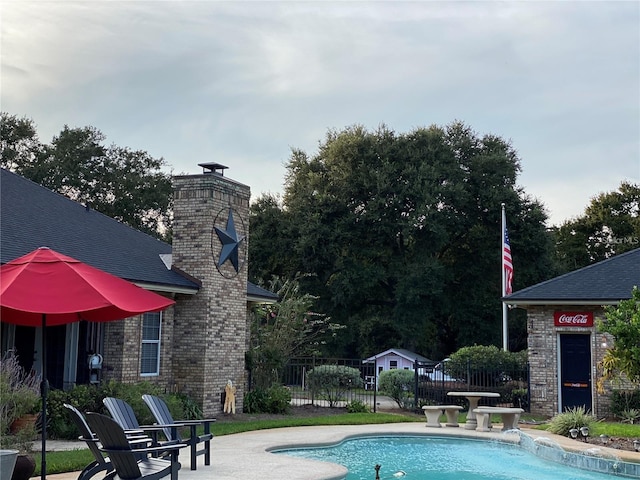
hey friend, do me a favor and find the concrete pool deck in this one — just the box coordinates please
[44,423,640,480]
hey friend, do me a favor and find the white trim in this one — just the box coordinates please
[140,311,162,376]
[159,253,172,270]
[506,300,621,307]
[133,281,198,295]
[556,334,563,414]
[363,348,427,364]
[247,295,278,304]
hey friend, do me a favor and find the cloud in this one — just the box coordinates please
[1,1,638,226]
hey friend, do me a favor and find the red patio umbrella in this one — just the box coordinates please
[0,247,175,480]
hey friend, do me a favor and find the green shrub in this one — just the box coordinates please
[47,380,196,439]
[244,385,291,414]
[619,408,640,424]
[244,389,268,414]
[346,400,370,413]
[611,390,640,418]
[547,406,595,437]
[511,387,529,409]
[265,385,292,414]
[306,365,364,408]
[378,369,414,409]
[446,345,527,386]
[177,392,203,419]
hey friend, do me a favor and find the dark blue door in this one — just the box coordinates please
[560,334,592,412]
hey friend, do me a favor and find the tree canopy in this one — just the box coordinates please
[249,122,554,358]
[0,112,173,240]
[553,181,640,272]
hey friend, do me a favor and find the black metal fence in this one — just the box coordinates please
[274,357,530,413]
[413,361,530,411]
[280,357,379,409]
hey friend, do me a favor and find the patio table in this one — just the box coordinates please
[447,391,500,430]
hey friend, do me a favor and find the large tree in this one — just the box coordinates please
[248,194,295,282]
[553,181,640,272]
[0,113,43,171]
[250,122,554,358]
[0,113,173,240]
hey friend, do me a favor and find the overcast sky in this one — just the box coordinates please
[2,1,638,226]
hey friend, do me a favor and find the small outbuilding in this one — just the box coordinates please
[363,348,436,388]
[504,247,640,418]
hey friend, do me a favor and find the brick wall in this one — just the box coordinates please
[172,171,250,416]
[102,298,176,389]
[526,305,615,418]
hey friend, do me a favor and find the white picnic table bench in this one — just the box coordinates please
[421,405,464,427]
[473,406,524,432]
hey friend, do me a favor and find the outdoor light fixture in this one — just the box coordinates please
[580,426,590,441]
[569,428,579,439]
[599,434,609,445]
[634,440,640,452]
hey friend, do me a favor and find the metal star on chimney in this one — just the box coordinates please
[214,208,246,272]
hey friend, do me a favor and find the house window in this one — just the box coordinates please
[141,312,161,376]
[389,360,398,369]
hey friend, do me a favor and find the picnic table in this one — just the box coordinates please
[447,391,500,430]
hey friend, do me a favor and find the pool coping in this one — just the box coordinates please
[46,423,640,480]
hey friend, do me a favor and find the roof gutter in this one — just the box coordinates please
[247,294,278,304]
[133,281,199,295]
[504,299,623,307]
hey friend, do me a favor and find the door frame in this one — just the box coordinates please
[557,333,593,413]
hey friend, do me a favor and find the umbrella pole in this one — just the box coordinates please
[41,314,47,480]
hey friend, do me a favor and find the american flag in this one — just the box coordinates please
[503,227,513,295]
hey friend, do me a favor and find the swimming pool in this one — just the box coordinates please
[276,435,626,479]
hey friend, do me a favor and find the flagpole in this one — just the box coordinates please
[501,203,508,351]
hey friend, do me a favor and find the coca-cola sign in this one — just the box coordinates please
[554,311,594,327]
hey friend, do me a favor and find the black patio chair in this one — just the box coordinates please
[102,397,182,453]
[142,394,215,470]
[63,404,113,480]
[85,413,185,480]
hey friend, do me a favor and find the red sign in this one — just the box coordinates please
[554,311,594,327]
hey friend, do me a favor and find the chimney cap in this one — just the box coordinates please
[198,162,228,175]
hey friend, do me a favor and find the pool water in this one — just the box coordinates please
[276,436,621,480]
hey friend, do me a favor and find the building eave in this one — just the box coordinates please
[133,281,199,295]
[247,294,278,304]
[504,299,622,307]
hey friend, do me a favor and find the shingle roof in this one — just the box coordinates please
[363,348,433,364]
[1,168,199,291]
[2,171,210,296]
[504,247,640,305]
[247,282,279,302]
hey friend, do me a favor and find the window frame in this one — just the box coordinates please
[140,311,162,376]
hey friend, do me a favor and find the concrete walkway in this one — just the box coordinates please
[41,423,640,480]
